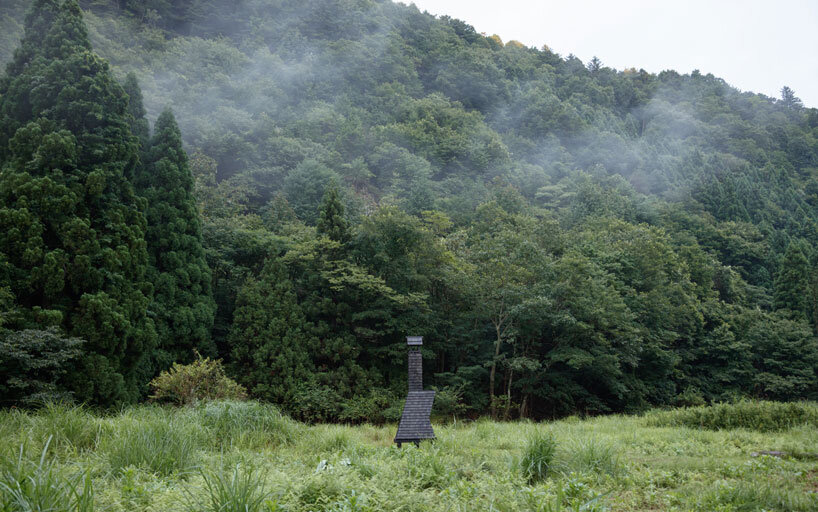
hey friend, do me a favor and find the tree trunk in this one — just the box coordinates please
[489,322,502,419]
[504,369,513,420]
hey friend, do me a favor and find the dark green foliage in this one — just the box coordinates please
[283,160,340,225]
[135,108,216,369]
[122,72,149,150]
[1,0,818,417]
[229,258,315,406]
[0,328,84,406]
[316,184,349,244]
[0,0,155,405]
[774,242,810,319]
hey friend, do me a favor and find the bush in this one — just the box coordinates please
[431,385,468,420]
[0,328,84,406]
[644,400,818,432]
[520,432,557,483]
[287,383,342,423]
[150,355,246,406]
[339,388,400,424]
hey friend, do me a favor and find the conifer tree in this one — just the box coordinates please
[135,108,216,369]
[774,242,810,319]
[316,183,349,244]
[122,72,150,150]
[229,258,314,404]
[0,0,155,404]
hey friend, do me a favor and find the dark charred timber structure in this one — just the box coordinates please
[394,336,435,447]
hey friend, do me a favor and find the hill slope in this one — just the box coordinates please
[1,0,818,416]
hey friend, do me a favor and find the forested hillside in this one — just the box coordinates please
[1,0,818,419]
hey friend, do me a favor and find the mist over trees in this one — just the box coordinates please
[0,0,817,417]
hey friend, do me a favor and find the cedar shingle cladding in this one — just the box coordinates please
[408,350,423,391]
[395,337,435,444]
[394,391,436,442]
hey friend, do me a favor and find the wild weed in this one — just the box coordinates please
[644,400,818,432]
[193,399,298,449]
[521,432,557,483]
[103,415,199,476]
[557,437,621,477]
[29,402,101,454]
[186,463,272,512]
[0,438,95,511]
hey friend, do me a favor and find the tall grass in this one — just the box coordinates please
[645,400,818,432]
[28,402,101,454]
[557,437,621,477]
[693,481,818,511]
[186,463,272,512]
[193,400,298,449]
[0,438,95,511]
[520,432,557,483]
[102,412,200,476]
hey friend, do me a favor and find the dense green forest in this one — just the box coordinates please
[1,0,818,420]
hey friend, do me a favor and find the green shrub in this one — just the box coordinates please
[150,355,247,406]
[0,328,84,406]
[194,400,298,448]
[520,432,557,483]
[431,385,468,420]
[287,383,342,423]
[103,416,200,476]
[186,464,272,512]
[0,439,94,512]
[339,388,400,424]
[645,400,818,432]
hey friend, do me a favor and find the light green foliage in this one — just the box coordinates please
[27,402,101,455]
[187,464,272,512]
[645,400,818,432]
[101,409,202,476]
[521,432,557,483]
[0,439,94,512]
[149,355,247,405]
[192,400,297,449]
[1,403,816,511]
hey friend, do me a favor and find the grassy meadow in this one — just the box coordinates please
[0,401,816,511]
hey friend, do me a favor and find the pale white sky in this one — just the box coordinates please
[406,0,818,108]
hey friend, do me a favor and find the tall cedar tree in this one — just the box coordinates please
[774,242,810,320]
[135,108,216,369]
[122,72,150,150]
[0,0,156,404]
[229,258,314,404]
[316,183,349,244]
